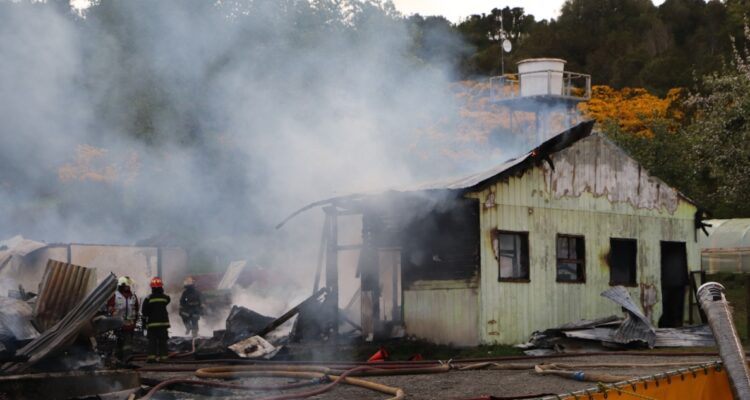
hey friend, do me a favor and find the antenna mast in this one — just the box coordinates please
[488,9,511,76]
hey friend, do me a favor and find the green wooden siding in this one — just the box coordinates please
[467,135,699,344]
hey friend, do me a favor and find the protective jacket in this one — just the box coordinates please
[179,286,202,317]
[141,288,171,330]
[107,289,139,331]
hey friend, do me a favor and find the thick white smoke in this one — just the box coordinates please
[1,1,567,308]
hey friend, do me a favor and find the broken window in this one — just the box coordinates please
[610,238,637,286]
[556,235,585,283]
[494,231,529,281]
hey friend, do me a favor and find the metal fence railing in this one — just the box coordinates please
[489,70,591,102]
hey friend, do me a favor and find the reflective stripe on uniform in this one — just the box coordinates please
[148,298,169,304]
[147,322,170,328]
[114,291,138,322]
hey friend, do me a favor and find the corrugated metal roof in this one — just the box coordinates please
[601,286,656,347]
[33,260,96,333]
[2,273,117,373]
[407,120,596,192]
[277,120,596,228]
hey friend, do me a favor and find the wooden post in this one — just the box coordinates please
[324,206,339,344]
[311,215,330,295]
[157,247,163,278]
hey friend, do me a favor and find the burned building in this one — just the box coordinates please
[285,120,702,346]
[0,237,188,299]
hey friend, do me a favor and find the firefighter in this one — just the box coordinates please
[141,277,170,363]
[179,276,202,337]
[106,276,139,363]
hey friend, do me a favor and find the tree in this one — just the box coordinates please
[580,85,683,137]
[681,45,750,217]
[580,85,693,196]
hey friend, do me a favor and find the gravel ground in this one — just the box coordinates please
[139,354,721,399]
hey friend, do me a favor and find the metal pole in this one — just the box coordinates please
[500,10,504,75]
[501,46,504,75]
[697,282,750,399]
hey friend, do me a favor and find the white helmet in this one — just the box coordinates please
[117,276,130,287]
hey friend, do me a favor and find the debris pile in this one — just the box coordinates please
[518,286,716,355]
[2,271,117,373]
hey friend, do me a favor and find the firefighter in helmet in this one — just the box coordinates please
[141,277,170,363]
[106,276,139,362]
[179,276,202,337]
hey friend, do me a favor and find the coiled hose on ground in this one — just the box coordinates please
[138,364,453,399]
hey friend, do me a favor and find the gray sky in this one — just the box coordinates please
[391,0,666,23]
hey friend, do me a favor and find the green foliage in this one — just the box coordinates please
[600,35,750,218]
[681,47,750,217]
[455,0,738,94]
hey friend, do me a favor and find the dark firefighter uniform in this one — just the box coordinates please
[179,276,202,337]
[141,277,170,362]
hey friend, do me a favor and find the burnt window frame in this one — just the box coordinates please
[556,234,586,283]
[494,230,530,282]
[609,238,638,287]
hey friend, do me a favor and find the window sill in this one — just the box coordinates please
[556,280,586,284]
[498,278,530,283]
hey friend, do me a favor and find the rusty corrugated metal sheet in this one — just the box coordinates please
[601,286,656,347]
[2,273,116,373]
[33,260,96,332]
[468,133,700,345]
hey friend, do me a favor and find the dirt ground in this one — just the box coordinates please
[139,353,721,399]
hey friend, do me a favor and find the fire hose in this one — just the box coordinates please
[533,364,633,383]
[137,377,318,400]
[193,363,450,378]
[138,364,451,399]
[194,364,451,399]
[459,360,715,371]
[152,350,729,366]
[193,365,408,400]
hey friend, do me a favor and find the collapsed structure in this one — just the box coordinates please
[283,120,704,346]
[0,237,188,299]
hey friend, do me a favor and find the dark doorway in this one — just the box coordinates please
[659,241,689,327]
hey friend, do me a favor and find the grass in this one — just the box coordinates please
[707,273,748,341]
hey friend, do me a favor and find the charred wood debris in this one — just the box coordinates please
[0,251,719,399]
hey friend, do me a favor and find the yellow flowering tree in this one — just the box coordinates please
[579,85,683,137]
